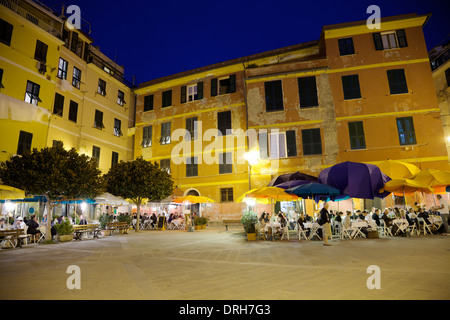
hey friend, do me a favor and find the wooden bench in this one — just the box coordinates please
[106,222,129,235]
[223,220,242,231]
[0,229,27,248]
[73,224,101,240]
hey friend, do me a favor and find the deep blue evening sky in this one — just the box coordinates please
[62,0,449,85]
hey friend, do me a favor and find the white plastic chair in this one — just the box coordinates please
[379,220,393,237]
[280,224,289,240]
[417,217,433,235]
[407,222,418,236]
[37,225,46,242]
[298,225,308,240]
[18,226,29,246]
[341,224,354,239]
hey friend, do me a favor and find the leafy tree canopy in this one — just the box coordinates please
[0,146,104,201]
[104,156,174,204]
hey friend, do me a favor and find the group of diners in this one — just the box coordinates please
[256,197,449,241]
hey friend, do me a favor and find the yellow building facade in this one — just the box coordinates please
[0,0,135,175]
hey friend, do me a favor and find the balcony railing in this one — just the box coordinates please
[1,0,63,39]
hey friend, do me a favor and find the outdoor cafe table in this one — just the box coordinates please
[303,222,322,240]
[393,218,409,235]
[350,220,368,238]
[264,222,281,240]
[170,218,184,229]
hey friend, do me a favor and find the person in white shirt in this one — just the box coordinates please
[15,217,26,230]
[365,211,376,229]
[343,211,352,229]
[436,195,449,234]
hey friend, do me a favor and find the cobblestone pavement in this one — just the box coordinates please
[0,227,449,300]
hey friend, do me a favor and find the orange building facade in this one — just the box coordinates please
[133,13,450,220]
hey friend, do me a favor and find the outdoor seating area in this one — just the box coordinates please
[252,208,447,242]
[237,160,450,242]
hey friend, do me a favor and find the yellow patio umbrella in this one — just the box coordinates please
[381,178,434,196]
[236,189,270,204]
[172,195,215,204]
[243,187,298,201]
[239,187,298,217]
[409,169,450,189]
[376,160,422,207]
[376,160,421,179]
[0,185,26,200]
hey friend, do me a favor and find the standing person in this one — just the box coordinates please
[436,195,449,234]
[319,202,332,246]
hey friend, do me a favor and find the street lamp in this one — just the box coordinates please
[244,151,260,190]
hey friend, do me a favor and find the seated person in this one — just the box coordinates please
[26,215,41,238]
[417,208,432,225]
[333,211,343,233]
[372,209,381,227]
[259,212,268,225]
[359,210,367,220]
[278,212,287,228]
[79,215,87,225]
[351,210,360,220]
[380,209,395,227]
[343,211,352,229]
[297,212,306,229]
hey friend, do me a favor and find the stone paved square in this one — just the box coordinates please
[0,227,449,300]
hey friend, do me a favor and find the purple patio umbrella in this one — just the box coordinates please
[267,171,318,187]
[318,161,392,199]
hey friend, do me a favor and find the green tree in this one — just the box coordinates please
[103,157,174,232]
[0,146,103,241]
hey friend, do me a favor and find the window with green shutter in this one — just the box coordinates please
[298,76,318,108]
[301,128,322,155]
[387,69,408,94]
[186,156,198,177]
[160,122,171,144]
[342,75,361,100]
[53,92,64,116]
[162,90,172,108]
[265,80,284,112]
[348,121,366,150]
[211,75,236,97]
[286,130,297,157]
[186,117,198,141]
[144,94,154,111]
[396,117,416,145]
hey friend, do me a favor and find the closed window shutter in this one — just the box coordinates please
[211,78,218,97]
[259,132,268,159]
[396,29,408,48]
[229,75,236,93]
[196,82,203,99]
[373,33,383,50]
[298,77,318,108]
[286,130,297,157]
[181,86,186,103]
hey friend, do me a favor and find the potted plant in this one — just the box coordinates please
[194,216,208,230]
[241,210,258,241]
[99,213,113,236]
[53,220,74,242]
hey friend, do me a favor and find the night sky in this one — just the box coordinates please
[55,0,450,85]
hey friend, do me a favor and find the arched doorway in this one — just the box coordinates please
[185,189,200,217]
